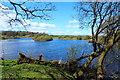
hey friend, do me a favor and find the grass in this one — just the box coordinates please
[51,35,92,40]
[1,59,74,80]
[33,34,53,41]
[51,36,59,39]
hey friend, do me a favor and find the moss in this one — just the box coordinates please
[1,59,72,79]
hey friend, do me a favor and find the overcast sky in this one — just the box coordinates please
[0,2,92,35]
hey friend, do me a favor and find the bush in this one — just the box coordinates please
[82,36,92,40]
[77,36,82,40]
[34,35,53,41]
[34,33,48,39]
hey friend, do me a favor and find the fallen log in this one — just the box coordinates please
[17,52,64,67]
[17,52,50,65]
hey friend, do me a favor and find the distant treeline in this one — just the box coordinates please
[1,31,93,41]
[1,31,37,37]
[51,35,92,40]
[0,31,53,41]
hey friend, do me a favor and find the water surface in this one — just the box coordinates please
[1,38,94,61]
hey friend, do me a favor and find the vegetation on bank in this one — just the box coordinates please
[0,52,75,79]
[51,35,91,40]
[1,59,74,80]
[33,33,53,41]
[1,50,119,80]
[0,59,101,80]
[0,31,36,40]
[1,31,120,43]
[0,31,93,42]
[0,52,102,80]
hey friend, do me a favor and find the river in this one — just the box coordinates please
[0,38,93,62]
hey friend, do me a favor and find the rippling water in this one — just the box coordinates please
[0,38,93,61]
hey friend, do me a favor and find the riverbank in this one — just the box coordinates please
[1,31,93,42]
[1,59,73,79]
[0,35,93,43]
[1,56,119,80]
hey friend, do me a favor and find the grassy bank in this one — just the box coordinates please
[51,35,92,40]
[34,33,53,41]
[0,59,73,80]
[1,31,93,42]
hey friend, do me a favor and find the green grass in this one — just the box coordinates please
[51,35,92,40]
[52,36,59,39]
[34,34,53,41]
[1,59,74,80]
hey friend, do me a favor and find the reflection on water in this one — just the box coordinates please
[1,38,93,62]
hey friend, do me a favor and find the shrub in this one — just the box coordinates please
[77,36,82,40]
[34,33,48,39]
[34,35,53,41]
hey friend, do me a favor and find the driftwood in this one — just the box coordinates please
[39,54,43,60]
[17,52,49,65]
[17,52,63,66]
[0,57,4,60]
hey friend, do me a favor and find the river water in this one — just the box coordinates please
[0,38,93,62]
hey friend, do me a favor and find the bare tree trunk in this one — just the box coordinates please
[97,51,106,79]
[97,42,116,79]
[93,42,97,52]
[74,52,100,79]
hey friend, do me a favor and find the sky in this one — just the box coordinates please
[0,1,92,35]
[1,0,119,2]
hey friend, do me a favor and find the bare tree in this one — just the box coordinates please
[0,0,55,30]
[70,2,120,79]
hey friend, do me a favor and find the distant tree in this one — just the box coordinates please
[3,31,17,36]
[1,31,37,37]
[77,36,82,40]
